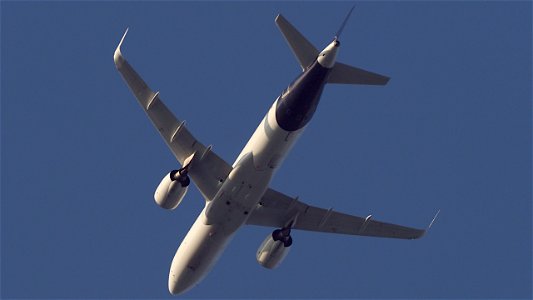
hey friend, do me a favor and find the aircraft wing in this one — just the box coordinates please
[113,29,232,200]
[246,188,426,239]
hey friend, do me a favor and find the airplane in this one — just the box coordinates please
[114,8,438,295]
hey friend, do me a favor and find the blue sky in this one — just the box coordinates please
[2,1,531,299]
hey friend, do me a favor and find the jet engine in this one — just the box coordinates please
[154,169,190,210]
[256,228,293,269]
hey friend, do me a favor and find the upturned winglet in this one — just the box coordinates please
[425,209,441,234]
[114,28,129,67]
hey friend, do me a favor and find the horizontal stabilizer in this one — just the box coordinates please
[328,62,390,85]
[275,14,319,71]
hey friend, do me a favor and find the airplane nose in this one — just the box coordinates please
[168,269,195,295]
[168,282,186,295]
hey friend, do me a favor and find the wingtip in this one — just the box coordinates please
[413,209,440,239]
[114,27,129,67]
[428,209,440,230]
[120,27,129,45]
[423,209,441,237]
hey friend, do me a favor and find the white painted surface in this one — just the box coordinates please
[168,96,306,294]
[317,40,339,68]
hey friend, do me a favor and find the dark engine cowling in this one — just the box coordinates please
[256,229,293,269]
[154,170,190,210]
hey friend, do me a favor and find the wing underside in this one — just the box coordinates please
[247,188,426,239]
[113,29,232,200]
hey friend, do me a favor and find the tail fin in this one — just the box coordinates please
[334,5,356,41]
[275,14,318,71]
[328,62,390,85]
[276,13,390,85]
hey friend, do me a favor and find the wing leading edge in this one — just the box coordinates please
[113,29,232,200]
[247,188,428,239]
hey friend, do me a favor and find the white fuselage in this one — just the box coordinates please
[168,40,339,295]
[168,98,304,294]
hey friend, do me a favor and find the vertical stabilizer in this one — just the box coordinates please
[334,5,355,40]
[276,12,389,85]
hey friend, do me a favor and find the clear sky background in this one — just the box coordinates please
[2,1,531,299]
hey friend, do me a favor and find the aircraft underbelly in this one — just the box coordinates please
[234,98,304,171]
[170,97,307,293]
[206,97,304,224]
[168,210,234,294]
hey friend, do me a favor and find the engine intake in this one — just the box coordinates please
[154,170,190,210]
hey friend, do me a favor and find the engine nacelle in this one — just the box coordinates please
[256,232,292,269]
[154,170,190,210]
